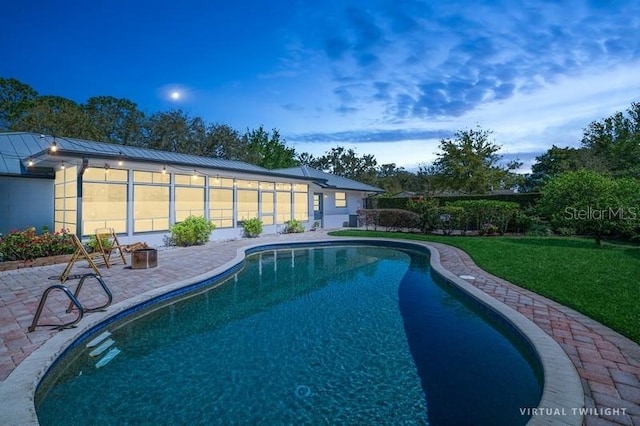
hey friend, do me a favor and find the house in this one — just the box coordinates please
[0,132,383,244]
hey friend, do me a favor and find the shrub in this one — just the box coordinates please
[407,198,440,233]
[449,200,520,235]
[437,205,468,235]
[357,209,419,232]
[86,234,112,252]
[283,219,305,234]
[0,227,75,261]
[538,170,640,244]
[243,218,263,238]
[169,216,216,247]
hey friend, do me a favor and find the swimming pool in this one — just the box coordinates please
[35,244,542,425]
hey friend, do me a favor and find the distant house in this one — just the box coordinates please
[0,132,383,244]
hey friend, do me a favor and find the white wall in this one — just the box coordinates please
[0,177,54,234]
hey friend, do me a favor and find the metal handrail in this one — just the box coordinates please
[28,285,84,332]
[66,273,113,314]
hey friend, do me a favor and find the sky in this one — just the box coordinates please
[2,0,640,172]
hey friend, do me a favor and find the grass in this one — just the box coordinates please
[329,230,640,344]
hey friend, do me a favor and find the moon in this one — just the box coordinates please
[170,91,181,100]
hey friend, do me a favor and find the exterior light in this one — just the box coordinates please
[60,161,65,170]
[162,165,167,174]
[50,139,58,152]
[117,152,124,166]
[27,157,34,167]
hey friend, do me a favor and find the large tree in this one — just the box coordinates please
[84,96,146,146]
[239,126,299,169]
[15,95,93,138]
[433,126,521,194]
[310,146,378,184]
[0,77,38,131]
[580,102,640,178]
[142,109,201,153]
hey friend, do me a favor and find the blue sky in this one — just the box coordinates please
[2,0,640,171]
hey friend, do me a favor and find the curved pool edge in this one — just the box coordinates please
[0,236,584,426]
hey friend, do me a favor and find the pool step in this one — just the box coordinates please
[89,339,115,357]
[86,331,111,348]
[96,347,121,368]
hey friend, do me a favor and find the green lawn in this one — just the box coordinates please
[329,230,640,344]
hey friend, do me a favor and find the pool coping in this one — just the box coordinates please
[0,237,584,425]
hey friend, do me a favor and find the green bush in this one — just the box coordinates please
[437,205,467,235]
[243,218,263,238]
[168,216,216,246]
[407,198,440,233]
[357,209,419,231]
[86,234,112,252]
[448,200,520,235]
[538,170,640,244]
[0,227,75,261]
[283,219,305,234]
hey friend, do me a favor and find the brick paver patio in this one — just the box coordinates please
[0,233,638,425]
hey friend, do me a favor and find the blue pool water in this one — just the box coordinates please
[36,245,542,425]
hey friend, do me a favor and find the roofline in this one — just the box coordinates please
[27,148,321,182]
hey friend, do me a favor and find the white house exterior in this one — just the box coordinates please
[0,132,383,245]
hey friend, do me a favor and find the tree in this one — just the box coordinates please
[311,146,378,184]
[538,170,638,245]
[240,126,299,169]
[523,145,600,192]
[84,96,145,145]
[433,126,521,194]
[142,109,199,153]
[14,95,92,138]
[201,123,242,159]
[581,102,640,178]
[0,78,38,131]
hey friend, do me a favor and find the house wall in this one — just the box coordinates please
[317,190,366,229]
[0,177,54,234]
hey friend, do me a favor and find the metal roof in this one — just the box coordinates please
[0,132,308,180]
[0,133,384,191]
[274,166,384,193]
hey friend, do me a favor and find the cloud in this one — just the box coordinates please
[308,1,640,123]
[288,129,452,143]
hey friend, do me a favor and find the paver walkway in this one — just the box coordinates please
[0,233,639,425]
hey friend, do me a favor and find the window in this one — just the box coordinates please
[276,191,291,224]
[209,188,233,228]
[335,192,347,208]
[174,173,205,222]
[293,185,308,221]
[54,166,77,234]
[237,189,258,222]
[133,171,170,232]
[261,191,274,225]
[82,167,127,234]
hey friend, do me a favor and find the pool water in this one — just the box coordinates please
[36,245,542,425]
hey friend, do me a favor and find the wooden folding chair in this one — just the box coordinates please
[60,234,103,283]
[94,228,127,267]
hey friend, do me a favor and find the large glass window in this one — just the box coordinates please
[237,190,258,222]
[260,191,274,225]
[82,167,127,235]
[276,191,291,224]
[209,188,233,228]
[54,166,77,234]
[133,171,170,232]
[175,187,204,222]
[175,173,205,222]
[335,192,347,208]
[294,192,309,221]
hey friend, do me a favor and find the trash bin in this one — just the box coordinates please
[348,214,359,227]
[131,248,158,269]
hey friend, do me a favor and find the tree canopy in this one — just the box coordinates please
[432,126,522,194]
